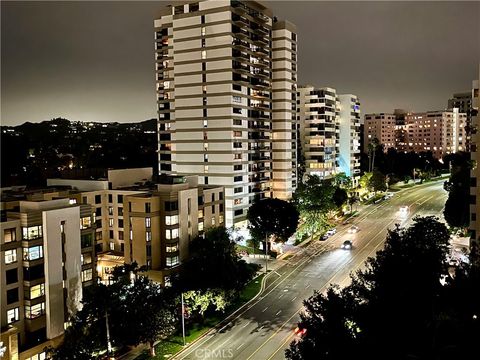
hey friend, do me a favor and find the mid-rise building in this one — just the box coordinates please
[402,109,466,158]
[1,193,95,360]
[297,86,339,179]
[449,91,473,151]
[363,113,397,151]
[469,66,480,250]
[154,0,297,226]
[338,94,361,182]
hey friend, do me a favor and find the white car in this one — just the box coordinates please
[399,206,409,213]
[348,225,359,234]
[326,228,337,236]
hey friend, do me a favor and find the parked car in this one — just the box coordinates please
[326,228,337,236]
[342,240,353,250]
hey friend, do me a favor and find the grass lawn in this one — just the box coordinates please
[135,274,265,359]
[235,243,263,255]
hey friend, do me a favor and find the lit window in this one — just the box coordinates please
[233,95,242,103]
[145,217,151,228]
[109,218,114,227]
[201,27,206,36]
[108,206,113,215]
[4,228,16,242]
[81,253,92,265]
[165,215,179,225]
[80,216,92,229]
[25,302,45,319]
[198,210,204,218]
[22,226,42,240]
[81,268,93,282]
[23,246,43,261]
[198,222,204,232]
[29,284,45,299]
[166,228,179,239]
[201,50,207,59]
[166,243,179,253]
[212,218,216,226]
[109,242,115,251]
[166,255,179,267]
[146,231,152,242]
[5,249,17,264]
[219,215,224,224]
[7,307,19,324]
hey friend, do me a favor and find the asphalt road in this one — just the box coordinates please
[175,180,448,360]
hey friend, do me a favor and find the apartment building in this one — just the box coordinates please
[402,109,466,159]
[363,113,397,151]
[49,170,225,285]
[155,0,297,226]
[338,94,361,182]
[469,67,480,248]
[297,86,339,179]
[449,91,473,151]
[1,193,95,360]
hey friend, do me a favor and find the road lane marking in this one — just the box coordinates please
[241,320,251,329]
[236,343,244,350]
[262,307,268,312]
[275,310,282,316]
[291,296,296,302]
[266,332,296,360]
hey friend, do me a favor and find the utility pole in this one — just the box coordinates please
[181,293,186,346]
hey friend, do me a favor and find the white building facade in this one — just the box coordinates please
[154,0,297,226]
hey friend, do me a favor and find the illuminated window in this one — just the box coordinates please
[81,253,92,265]
[145,217,151,228]
[25,302,45,319]
[165,215,179,225]
[201,26,206,36]
[166,228,179,239]
[23,246,43,261]
[166,255,179,267]
[22,226,42,240]
[198,222,204,232]
[4,228,16,242]
[146,231,152,242]
[80,216,92,229]
[7,307,19,324]
[166,243,179,253]
[201,50,207,59]
[198,210,203,218]
[28,284,45,299]
[81,268,93,282]
[5,249,17,264]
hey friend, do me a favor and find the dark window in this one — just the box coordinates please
[118,207,123,216]
[119,231,124,240]
[205,176,209,185]
[109,230,114,239]
[95,195,101,204]
[212,205,216,214]
[82,196,87,204]
[234,165,242,171]
[145,203,151,213]
[6,269,18,284]
[234,176,242,182]
[212,193,215,202]
[118,219,124,228]
[189,2,199,12]
[472,213,477,221]
[174,5,184,15]
[23,265,44,281]
[7,288,19,304]
[118,194,123,203]
[201,14,205,23]
[81,233,93,248]
[198,196,204,205]
[220,204,224,212]
[234,209,243,216]
[165,201,178,212]
[203,108,207,117]
[96,208,102,216]
[108,194,113,203]
[219,192,223,200]
[96,219,102,228]
[146,245,152,257]
[95,243,103,253]
[121,243,125,252]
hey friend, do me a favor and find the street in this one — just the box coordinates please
[174,180,448,360]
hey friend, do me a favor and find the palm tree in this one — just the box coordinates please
[368,138,380,172]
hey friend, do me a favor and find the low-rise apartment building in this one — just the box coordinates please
[364,113,397,151]
[1,192,95,360]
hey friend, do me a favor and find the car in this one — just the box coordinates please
[326,228,337,236]
[385,192,394,199]
[294,326,307,337]
[321,234,329,241]
[348,225,359,234]
[399,205,409,213]
[342,240,353,250]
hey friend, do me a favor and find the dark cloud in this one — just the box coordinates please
[1,1,479,125]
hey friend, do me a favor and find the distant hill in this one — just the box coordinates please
[0,118,158,187]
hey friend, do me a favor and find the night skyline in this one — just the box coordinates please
[1,0,479,126]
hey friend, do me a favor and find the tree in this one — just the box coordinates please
[286,217,456,360]
[247,198,299,243]
[332,187,348,208]
[367,137,380,172]
[367,170,386,194]
[444,151,472,228]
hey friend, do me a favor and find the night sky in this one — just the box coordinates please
[1,1,479,126]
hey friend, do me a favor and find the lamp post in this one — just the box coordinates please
[105,311,114,360]
[265,233,269,274]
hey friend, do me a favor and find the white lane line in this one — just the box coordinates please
[236,343,245,350]
[275,310,282,316]
[262,307,268,312]
[278,294,283,299]
[242,320,252,328]
[305,283,311,289]
[291,296,297,302]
